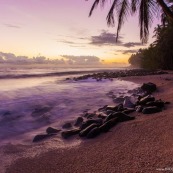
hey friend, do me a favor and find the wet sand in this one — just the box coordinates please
[4,72,173,173]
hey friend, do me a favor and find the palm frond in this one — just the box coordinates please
[89,0,101,16]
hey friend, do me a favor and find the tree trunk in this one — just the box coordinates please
[157,0,173,21]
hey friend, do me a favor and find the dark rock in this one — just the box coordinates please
[97,112,107,119]
[80,118,103,130]
[33,134,55,142]
[87,127,100,138]
[104,112,124,122]
[146,100,165,108]
[123,96,135,108]
[122,109,135,114]
[79,123,99,137]
[138,95,155,105]
[142,106,161,114]
[116,113,135,122]
[99,118,118,132]
[141,82,157,92]
[62,122,72,129]
[61,129,80,139]
[106,106,118,111]
[98,105,108,111]
[116,104,124,112]
[84,113,96,119]
[164,101,171,104]
[46,127,61,134]
[113,97,125,103]
[74,117,84,126]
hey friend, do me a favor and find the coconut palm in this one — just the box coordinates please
[88,0,173,43]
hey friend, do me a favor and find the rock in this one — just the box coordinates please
[104,112,124,122]
[46,127,61,134]
[79,123,99,137]
[113,97,125,103]
[74,117,84,126]
[116,113,135,122]
[98,105,108,111]
[164,101,171,104]
[62,122,72,129]
[138,95,155,105]
[142,106,161,114]
[61,129,80,139]
[135,105,143,112]
[99,118,118,132]
[141,82,157,92]
[84,113,96,119]
[80,118,103,130]
[33,134,55,142]
[116,104,124,112]
[146,100,165,108]
[97,112,107,119]
[87,127,100,138]
[123,96,135,108]
[122,109,135,114]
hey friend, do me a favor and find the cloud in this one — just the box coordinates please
[115,49,138,54]
[90,30,123,46]
[123,42,144,48]
[62,55,102,65]
[4,24,21,29]
[90,30,145,48]
[0,52,65,65]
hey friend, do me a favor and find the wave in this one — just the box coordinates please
[0,68,124,79]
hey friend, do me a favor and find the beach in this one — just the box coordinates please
[1,71,173,173]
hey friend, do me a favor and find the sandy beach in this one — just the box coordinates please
[3,72,173,173]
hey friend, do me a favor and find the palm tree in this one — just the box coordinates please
[88,0,173,43]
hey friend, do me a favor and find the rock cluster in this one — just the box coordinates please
[32,82,170,142]
[67,69,167,81]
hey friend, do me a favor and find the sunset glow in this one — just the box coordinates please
[0,0,160,65]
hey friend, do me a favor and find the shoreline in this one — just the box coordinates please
[3,71,173,173]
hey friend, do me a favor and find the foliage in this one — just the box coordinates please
[128,22,173,70]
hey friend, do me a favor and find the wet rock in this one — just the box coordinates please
[113,97,125,103]
[123,96,135,108]
[116,113,135,122]
[98,105,108,111]
[99,118,118,132]
[46,127,61,134]
[80,118,103,130]
[116,104,124,112]
[87,127,100,138]
[62,122,72,129]
[146,100,165,108]
[84,113,95,119]
[74,117,84,126]
[33,134,55,142]
[138,95,155,105]
[79,123,99,137]
[142,106,161,114]
[141,82,157,92]
[106,106,118,111]
[104,112,124,122]
[97,112,107,119]
[61,129,80,139]
[122,108,135,114]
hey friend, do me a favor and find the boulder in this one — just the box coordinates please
[74,117,84,126]
[33,134,55,142]
[61,129,80,139]
[87,127,100,138]
[62,122,72,129]
[135,105,143,112]
[142,106,161,114]
[122,108,135,114]
[46,127,61,134]
[104,112,124,122]
[80,118,103,130]
[79,123,99,137]
[141,82,157,92]
[116,113,135,122]
[99,118,118,132]
[123,96,135,108]
[138,95,155,105]
[146,100,165,108]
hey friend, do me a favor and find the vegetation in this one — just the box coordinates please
[129,21,173,70]
[88,0,173,70]
[89,0,173,43]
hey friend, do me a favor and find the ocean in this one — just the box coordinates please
[0,66,139,145]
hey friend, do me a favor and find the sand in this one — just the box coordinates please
[3,72,173,173]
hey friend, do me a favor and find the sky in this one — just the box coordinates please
[0,0,161,66]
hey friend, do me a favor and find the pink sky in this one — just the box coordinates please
[0,0,160,64]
